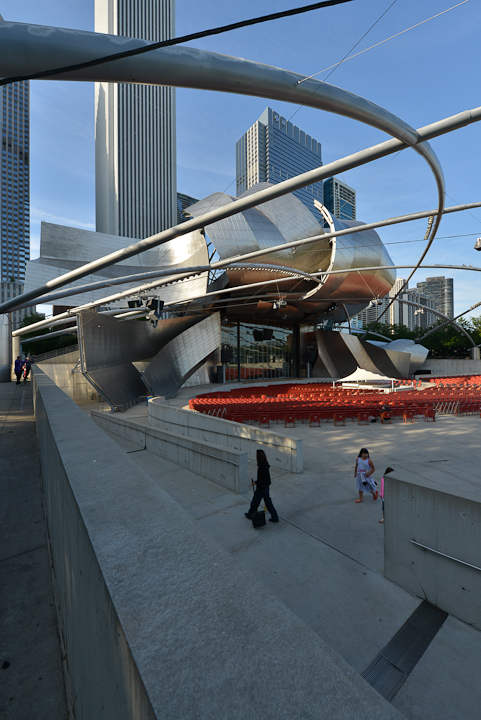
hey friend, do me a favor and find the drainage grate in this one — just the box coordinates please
[361,600,448,702]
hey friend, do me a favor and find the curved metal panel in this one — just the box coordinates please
[142,313,221,398]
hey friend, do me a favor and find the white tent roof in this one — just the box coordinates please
[338,367,393,384]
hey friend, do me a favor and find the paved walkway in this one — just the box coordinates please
[4,377,481,719]
[100,384,481,720]
[0,381,67,720]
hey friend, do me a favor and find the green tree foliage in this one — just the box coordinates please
[19,313,78,357]
[362,317,481,359]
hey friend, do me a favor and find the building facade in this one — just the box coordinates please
[1,77,29,284]
[323,177,356,220]
[416,276,453,318]
[95,0,176,239]
[0,67,31,329]
[235,107,323,216]
[177,192,198,225]
[353,278,437,330]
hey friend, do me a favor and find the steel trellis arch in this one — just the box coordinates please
[0,21,444,313]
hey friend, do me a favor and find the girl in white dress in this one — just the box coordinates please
[354,448,378,503]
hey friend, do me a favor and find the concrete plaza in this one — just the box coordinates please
[106,383,481,720]
[1,377,481,719]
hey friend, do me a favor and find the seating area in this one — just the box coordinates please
[188,376,481,427]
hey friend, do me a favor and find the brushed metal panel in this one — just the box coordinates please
[143,314,221,398]
[341,333,385,375]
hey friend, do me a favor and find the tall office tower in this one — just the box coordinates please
[95,0,176,239]
[236,107,323,215]
[416,275,454,317]
[0,67,31,328]
[323,177,356,220]
[416,276,454,318]
[1,77,29,283]
[354,279,436,330]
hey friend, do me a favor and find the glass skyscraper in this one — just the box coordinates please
[323,177,356,220]
[1,73,30,329]
[95,0,176,239]
[1,78,29,283]
[236,107,323,216]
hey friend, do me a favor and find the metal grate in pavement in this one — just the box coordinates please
[361,600,448,702]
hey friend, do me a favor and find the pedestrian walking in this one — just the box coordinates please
[245,449,279,523]
[14,356,24,385]
[22,356,33,384]
[354,447,378,503]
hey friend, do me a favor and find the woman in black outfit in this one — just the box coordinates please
[245,449,279,523]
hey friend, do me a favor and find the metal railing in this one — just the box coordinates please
[433,401,459,415]
[33,344,79,363]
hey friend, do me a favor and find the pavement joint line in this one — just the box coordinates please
[279,515,388,579]
[0,543,48,564]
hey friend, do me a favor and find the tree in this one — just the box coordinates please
[19,313,78,357]
[361,319,477,359]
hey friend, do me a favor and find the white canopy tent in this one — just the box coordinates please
[334,367,402,391]
[337,367,392,385]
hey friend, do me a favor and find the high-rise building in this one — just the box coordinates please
[354,278,437,331]
[323,177,356,220]
[95,0,176,239]
[0,57,31,329]
[177,192,198,225]
[416,276,453,318]
[1,77,29,283]
[236,107,323,216]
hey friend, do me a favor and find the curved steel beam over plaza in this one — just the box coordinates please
[12,259,481,338]
[393,298,475,347]
[2,101,480,315]
[0,20,448,312]
[417,299,481,344]
[10,199,481,342]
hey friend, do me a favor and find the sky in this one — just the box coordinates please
[2,0,481,319]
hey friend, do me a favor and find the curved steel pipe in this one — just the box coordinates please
[0,20,447,313]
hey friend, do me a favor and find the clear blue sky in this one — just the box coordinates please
[2,0,481,318]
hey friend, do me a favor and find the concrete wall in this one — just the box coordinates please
[32,367,402,720]
[417,358,481,376]
[91,411,249,494]
[0,313,11,382]
[384,475,481,630]
[38,351,93,403]
[149,398,303,473]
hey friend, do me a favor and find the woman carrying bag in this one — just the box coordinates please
[245,449,279,523]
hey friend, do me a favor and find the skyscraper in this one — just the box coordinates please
[323,177,356,220]
[95,0,176,239]
[236,107,323,216]
[416,277,454,318]
[1,77,29,283]
[0,53,31,328]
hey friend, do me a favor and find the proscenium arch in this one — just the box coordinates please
[10,197,481,337]
[0,20,445,312]
[11,261,481,339]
